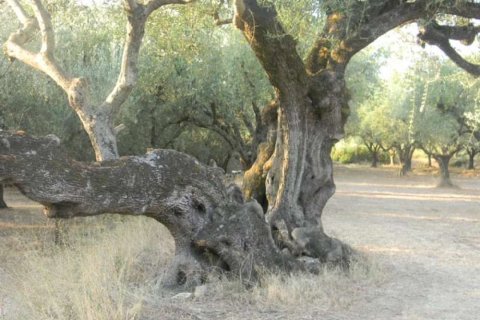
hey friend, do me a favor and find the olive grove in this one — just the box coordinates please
[2,0,480,289]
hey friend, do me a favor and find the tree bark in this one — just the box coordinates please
[0,132,309,288]
[371,148,379,168]
[467,149,476,170]
[388,149,396,166]
[365,143,380,168]
[398,145,414,176]
[242,100,278,212]
[0,184,7,209]
[427,153,432,167]
[434,155,454,187]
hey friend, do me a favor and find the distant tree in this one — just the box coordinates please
[418,102,467,187]
[347,101,393,167]
[416,60,476,187]
[465,138,479,170]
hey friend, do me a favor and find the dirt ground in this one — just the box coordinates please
[323,165,480,320]
[0,164,479,319]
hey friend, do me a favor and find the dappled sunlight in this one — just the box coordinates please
[337,182,436,189]
[335,190,480,203]
[359,245,415,255]
[367,212,480,223]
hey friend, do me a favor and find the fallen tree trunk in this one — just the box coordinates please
[0,132,312,288]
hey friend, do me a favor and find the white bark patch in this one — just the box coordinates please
[134,152,164,168]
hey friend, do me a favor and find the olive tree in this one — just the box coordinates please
[416,61,477,186]
[3,0,480,289]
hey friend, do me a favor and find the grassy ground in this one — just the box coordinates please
[0,163,479,319]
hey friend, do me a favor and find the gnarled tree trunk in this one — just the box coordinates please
[0,132,307,288]
[234,0,354,265]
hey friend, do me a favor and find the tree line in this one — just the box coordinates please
[345,44,480,186]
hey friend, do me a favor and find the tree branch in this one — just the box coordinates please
[0,132,225,219]
[445,2,480,19]
[31,0,55,57]
[145,0,196,16]
[233,0,308,93]
[418,23,480,76]
[5,0,29,24]
[343,1,428,60]
[433,23,480,45]
[104,0,195,115]
[4,0,72,91]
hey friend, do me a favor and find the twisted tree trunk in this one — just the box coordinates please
[0,132,306,288]
[233,0,354,266]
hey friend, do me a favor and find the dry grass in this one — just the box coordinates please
[0,213,386,320]
[0,187,388,320]
[253,255,387,310]
[0,215,174,320]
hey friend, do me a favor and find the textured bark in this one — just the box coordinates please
[434,155,454,188]
[242,100,278,211]
[234,0,352,266]
[0,132,307,288]
[0,185,7,209]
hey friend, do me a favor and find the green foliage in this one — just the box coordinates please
[331,138,388,164]
[0,1,273,165]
